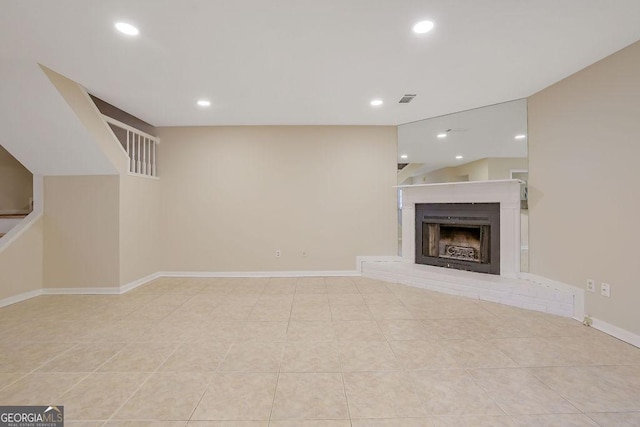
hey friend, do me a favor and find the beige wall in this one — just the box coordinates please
[414,157,527,185]
[0,217,43,300]
[41,65,127,174]
[119,175,162,285]
[42,67,163,287]
[487,157,528,181]
[0,145,33,212]
[158,126,398,272]
[415,158,489,184]
[43,175,120,289]
[529,40,640,335]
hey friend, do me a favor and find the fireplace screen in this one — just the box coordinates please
[416,203,500,274]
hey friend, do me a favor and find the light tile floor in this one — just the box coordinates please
[1,276,640,426]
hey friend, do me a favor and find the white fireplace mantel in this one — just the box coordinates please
[398,179,522,275]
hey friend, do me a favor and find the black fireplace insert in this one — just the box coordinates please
[415,203,500,274]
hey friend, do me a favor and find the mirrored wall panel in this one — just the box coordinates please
[397,99,529,271]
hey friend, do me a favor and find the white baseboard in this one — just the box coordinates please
[45,272,165,296]
[42,287,121,295]
[158,270,360,278]
[591,317,640,349]
[0,289,43,308]
[4,273,161,302]
[0,270,363,308]
[2,267,639,350]
[120,272,162,294]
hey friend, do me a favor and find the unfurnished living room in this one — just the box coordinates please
[1,1,640,426]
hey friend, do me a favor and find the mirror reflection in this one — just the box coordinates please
[397,98,529,271]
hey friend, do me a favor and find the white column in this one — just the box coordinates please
[401,205,415,263]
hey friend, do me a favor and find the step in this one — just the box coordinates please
[362,260,576,318]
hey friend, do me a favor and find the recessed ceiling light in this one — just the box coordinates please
[413,20,434,34]
[400,154,408,159]
[115,22,139,36]
[437,133,447,139]
[455,155,463,160]
[197,100,211,107]
[514,134,526,140]
[370,99,383,107]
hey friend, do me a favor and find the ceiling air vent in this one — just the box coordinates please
[398,94,417,104]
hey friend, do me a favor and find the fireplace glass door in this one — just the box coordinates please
[415,203,500,274]
[423,224,490,264]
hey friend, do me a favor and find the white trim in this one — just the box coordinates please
[42,287,120,295]
[0,289,43,308]
[355,256,403,274]
[158,270,360,278]
[127,172,160,180]
[0,210,31,215]
[43,272,163,296]
[0,175,44,253]
[0,217,25,234]
[2,267,637,349]
[517,272,585,322]
[0,270,363,308]
[591,317,640,349]
[32,174,44,213]
[102,115,159,143]
[0,211,42,253]
[395,179,523,189]
[120,272,162,293]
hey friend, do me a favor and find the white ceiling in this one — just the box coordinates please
[398,99,528,173]
[0,61,118,175]
[2,0,640,127]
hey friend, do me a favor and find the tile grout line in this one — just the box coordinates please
[463,366,512,418]
[372,280,432,418]
[3,276,640,424]
[97,280,220,425]
[186,334,236,423]
[54,338,158,425]
[3,341,93,405]
[338,278,355,425]
[526,365,587,416]
[584,412,606,427]
[267,276,296,423]
[99,340,183,425]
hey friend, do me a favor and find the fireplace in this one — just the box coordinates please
[415,203,500,274]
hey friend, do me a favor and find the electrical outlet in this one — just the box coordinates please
[586,279,595,292]
[275,250,281,258]
[601,282,610,297]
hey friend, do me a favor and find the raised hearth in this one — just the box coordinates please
[361,261,578,318]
